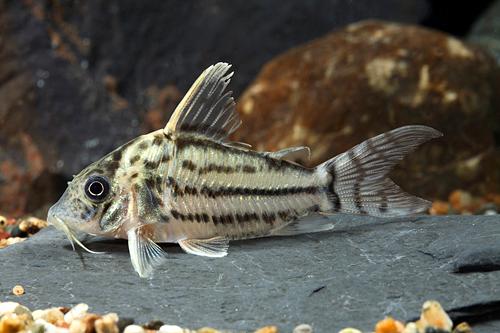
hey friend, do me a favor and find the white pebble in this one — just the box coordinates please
[403,322,418,333]
[123,324,145,333]
[0,302,31,316]
[64,303,89,323]
[159,324,183,333]
[293,324,313,333]
[0,302,19,315]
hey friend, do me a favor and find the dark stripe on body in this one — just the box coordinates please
[130,155,140,164]
[167,176,317,198]
[152,134,164,146]
[175,135,314,174]
[199,185,318,198]
[170,205,320,230]
[182,160,197,171]
[197,163,257,175]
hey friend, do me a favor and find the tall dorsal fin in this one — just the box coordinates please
[164,62,241,141]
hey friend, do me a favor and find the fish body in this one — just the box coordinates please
[48,63,442,277]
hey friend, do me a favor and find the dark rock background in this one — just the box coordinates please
[0,0,499,217]
[0,0,433,217]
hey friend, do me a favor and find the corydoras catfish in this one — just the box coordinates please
[47,62,442,277]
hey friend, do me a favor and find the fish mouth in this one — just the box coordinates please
[47,208,104,255]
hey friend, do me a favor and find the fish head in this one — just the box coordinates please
[47,146,130,247]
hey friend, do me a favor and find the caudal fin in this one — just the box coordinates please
[316,125,442,217]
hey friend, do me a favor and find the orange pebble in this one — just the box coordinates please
[375,317,403,333]
[448,190,473,212]
[12,285,25,296]
[429,201,450,215]
[254,326,278,333]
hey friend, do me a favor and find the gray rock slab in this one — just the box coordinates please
[1,215,500,332]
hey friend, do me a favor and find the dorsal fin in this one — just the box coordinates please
[164,62,241,141]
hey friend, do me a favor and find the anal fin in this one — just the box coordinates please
[178,236,229,257]
[127,227,167,278]
[270,214,334,237]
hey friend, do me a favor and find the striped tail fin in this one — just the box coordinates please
[316,125,442,217]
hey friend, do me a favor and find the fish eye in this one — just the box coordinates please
[84,176,110,202]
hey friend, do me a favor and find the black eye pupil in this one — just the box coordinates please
[85,176,110,201]
[88,181,104,196]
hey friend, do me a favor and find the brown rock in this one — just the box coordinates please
[235,20,500,199]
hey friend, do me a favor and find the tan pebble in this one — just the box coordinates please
[0,314,26,333]
[81,313,101,332]
[452,322,473,333]
[293,323,312,333]
[158,325,183,333]
[402,322,417,333]
[0,237,26,249]
[64,304,89,323]
[68,319,87,333]
[429,201,450,215]
[35,319,68,333]
[12,285,24,296]
[254,326,278,333]
[102,313,119,323]
[338,328,362,333]
[95,315,118,333]
[33,308,64,324]
[32,310,45,320]
[124,324,145,333]
[417,300,452,332]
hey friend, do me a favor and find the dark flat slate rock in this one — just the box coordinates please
[1,215,500,332]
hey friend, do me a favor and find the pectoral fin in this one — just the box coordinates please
[127,227,167,278]
[178,237,229,257]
